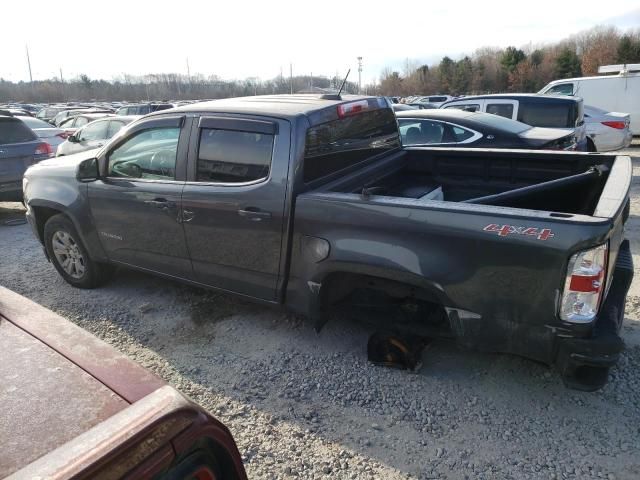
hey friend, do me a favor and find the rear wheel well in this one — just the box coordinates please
[320,272,442,306]
[32,206,64,243]
[319,272,449,334]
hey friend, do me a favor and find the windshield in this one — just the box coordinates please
[469,112,530,134]
[303,108,400,183]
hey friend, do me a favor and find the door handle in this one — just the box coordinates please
[238,207,272,221]
[144,198,176,209]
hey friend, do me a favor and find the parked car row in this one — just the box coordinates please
[394,90,633,152]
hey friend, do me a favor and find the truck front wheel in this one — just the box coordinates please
[44,214,113,288]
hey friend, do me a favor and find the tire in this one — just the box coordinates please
[44,214,113,288]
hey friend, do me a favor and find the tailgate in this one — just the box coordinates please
[593,155,632,293]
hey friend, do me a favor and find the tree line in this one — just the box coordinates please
[378,26,640,96]
[1,24,639,103]
[0,73,357,103]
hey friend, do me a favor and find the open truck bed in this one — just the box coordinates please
[289,147,633,390]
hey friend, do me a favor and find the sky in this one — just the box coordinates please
[2,0,639,85]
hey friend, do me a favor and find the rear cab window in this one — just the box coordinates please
[0,118,37,144]
[303,103,400,183]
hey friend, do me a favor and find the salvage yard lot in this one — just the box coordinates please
[1,145,640,480]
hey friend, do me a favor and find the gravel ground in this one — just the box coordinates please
[2,146,640,479]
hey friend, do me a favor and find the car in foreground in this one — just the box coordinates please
[57,115,139,156]
[23,94,633,390]
[0,113,54,201]
[16,115,69,152]
[584,105,633,152]
[396,109,577,150]
[441,93,587,150]
[0,286,247,480]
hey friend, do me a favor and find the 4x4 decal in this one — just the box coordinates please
[483,224,555,241]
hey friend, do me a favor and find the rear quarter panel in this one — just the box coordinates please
[288,192,617,363]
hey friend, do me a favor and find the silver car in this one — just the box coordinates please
[56,115,139,156]
[584,105,633,152]
[16,116,68,153]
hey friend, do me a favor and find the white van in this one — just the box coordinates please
[539,64,640,134]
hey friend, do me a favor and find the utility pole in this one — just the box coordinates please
[289,63,293,94]
[357,56,363,94]
[59,67,64,101]
[186,57,191,79]
[26,45,33,83]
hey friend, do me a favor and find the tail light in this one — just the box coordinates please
[560,243,608,323]
[34,142,53,157]
[601,121,626,130]
[57,132,71,139]
[544,135,577,151]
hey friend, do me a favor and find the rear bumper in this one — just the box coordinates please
[555,239,633,390]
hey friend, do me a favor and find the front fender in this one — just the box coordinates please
[26,179,108,262]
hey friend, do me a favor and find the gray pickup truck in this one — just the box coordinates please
[23,94,633,390]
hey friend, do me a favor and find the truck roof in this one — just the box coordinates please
[444,93,580,104]
[164,94,380,120]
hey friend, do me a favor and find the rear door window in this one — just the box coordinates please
[107,120,126,138]
[196,129,273,183]
[517,103,575,128]
[0,118,37,144]
[398,119,444,145]
[545,83,574,95]
[445,103,480,112]
[486,103,514,119]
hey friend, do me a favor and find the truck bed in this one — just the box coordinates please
[319,148,620,216]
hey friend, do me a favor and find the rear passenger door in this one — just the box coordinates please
[181,116,290,301]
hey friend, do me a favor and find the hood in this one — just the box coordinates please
[518,126,573,146]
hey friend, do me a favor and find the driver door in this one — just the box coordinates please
[88,115,193,278]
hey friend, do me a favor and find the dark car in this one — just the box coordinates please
[441,93,587,150]
[396,109,577,150]
[0,113,54,201]
[116,103,174,115]
[0,286,247,480]
[23,95,633,390]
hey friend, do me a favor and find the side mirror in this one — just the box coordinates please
[77,157,100,182]
[68,134,79,143]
